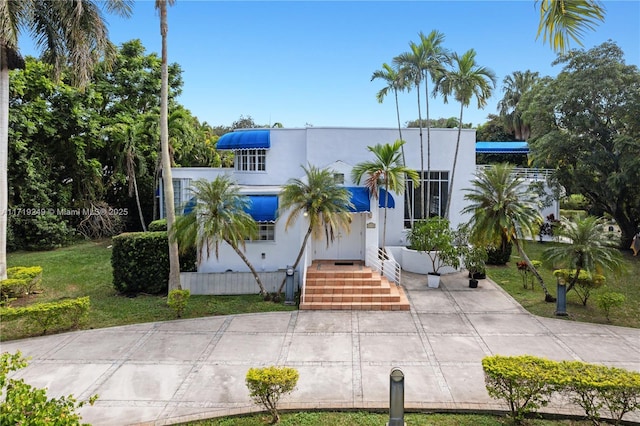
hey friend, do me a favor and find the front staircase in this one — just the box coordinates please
[299,260,410,311]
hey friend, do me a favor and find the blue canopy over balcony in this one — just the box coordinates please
[346,187,395,212]
[244,195,278,222]
[217,129,270,150]
[476,141,529,154]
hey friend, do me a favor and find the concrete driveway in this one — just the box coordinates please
[1,271,639,425]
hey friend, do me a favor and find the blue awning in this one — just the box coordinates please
[476,141,529,154]
[217,130,270,150]
[183,197,196,215]
[345,187,395,212]
[244,195,278,222]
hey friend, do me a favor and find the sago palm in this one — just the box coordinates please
[351,140,419,247]
[436,49,496,220]
[542,216,624,293]
[0,0,132,280]
[462,163,554,301]
[171,177,268,296]
[277,165,353,294]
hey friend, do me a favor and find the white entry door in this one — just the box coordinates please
[313,214,365,260]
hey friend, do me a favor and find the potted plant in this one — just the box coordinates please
[406,217,460,288]
[463,245,487,288]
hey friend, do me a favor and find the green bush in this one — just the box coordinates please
[1,351,97,425]
[167,289,190,318]
[560,209,588,223]
[561,194,590,211]
[482,355,559,423]
[246,366,299,424]
[148,218,167,231]
[0,296,90,335]
[483,355,640,425]
[6,266,43,294]
[597,291,626,321]
[553,269,605,306]
[9,213,75,251]
[111,232,197,295]
[487,242,513,265]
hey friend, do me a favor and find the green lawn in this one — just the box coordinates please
[2,239,295,341]
[178,411,591,426]
[486,240,640,328]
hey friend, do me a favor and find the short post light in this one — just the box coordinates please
[388,367,405,426]
[555,276,568,316]
[284,266,295,305]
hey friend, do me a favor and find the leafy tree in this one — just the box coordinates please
[462,163,554,301]
[435,49,496,219]
[497,70,539,141]
[171,177,268,296]
[536,0,605,53]
[1,0,131,276]
[522,41,640,249]
[542,216,624,294]
[156,0,181,291]
[406,117,471,129]
[277,165,353,294]
[351,140,419,247]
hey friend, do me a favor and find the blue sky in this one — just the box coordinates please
[21,1,640,128]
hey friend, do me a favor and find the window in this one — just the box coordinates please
[161,178,192,217]
[235,149,266,171]
[404,171,449,228]
[333,173,344,184]
[257,223,275,241]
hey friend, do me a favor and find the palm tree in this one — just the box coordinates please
[462,163,555,301]
[497,71,539,140]
[435,49,496,220]
[156,0,181,291]
[351,140,419,248]
[536,0,605,53]
[371,63,407,143]
[0,0,132,280]
[171,177,268,296]
[418,30,449,219]
[541,216,624,293]
[276,165,353,295]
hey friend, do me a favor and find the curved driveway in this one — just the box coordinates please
[2,272,639,425]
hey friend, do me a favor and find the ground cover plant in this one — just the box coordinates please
[176,411,594,426]
[2,240,295,341]
[485,241,640,328]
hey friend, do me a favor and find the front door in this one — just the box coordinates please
[313,214,365,260]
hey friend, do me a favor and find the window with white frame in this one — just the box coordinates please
[161,178,192,217]
[235,149,266,171]
[257,223,275,241]
[404,171,449,228]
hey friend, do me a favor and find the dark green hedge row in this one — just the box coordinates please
[111,231,196,295]
[482,355,640,424]
[0,296,90,335]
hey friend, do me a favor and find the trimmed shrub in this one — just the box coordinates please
[167,289,190,318]
[112,232,170,294]
[487,242,513,265]
[482,355,559,423]
[148,218,167,231]
[7,266,43,293]
[1,351,97,425]
[596,291,626,321]
[246,366,299,424]
[0,297,90,335]
[553,269,605,306]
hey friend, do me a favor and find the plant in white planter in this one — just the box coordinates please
[406,217,460,288]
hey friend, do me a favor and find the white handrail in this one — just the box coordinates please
[366,247,401,285]
[476,165,554,182]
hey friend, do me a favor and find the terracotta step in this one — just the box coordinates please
[305,285,392,295]
[305,277,389,287]
[306,270,373,279]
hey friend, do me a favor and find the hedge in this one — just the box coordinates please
[482,355,640,424]
[1,266,43,299]
[0,296,90,335]
[111,231,196,295]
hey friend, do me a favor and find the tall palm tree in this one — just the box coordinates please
[171,177,268,296]
[351,140,419,248]
[541,216,624,293]
[435,49,496,220]
[536,0,605,53]
[418,30,449,219]
[497,70,539,140]
[394,42,426,218]
[276,165,353,294]
[0,0,132,280]
[156,0,181,291]
[462,163,555,301]
[371,63,407,143]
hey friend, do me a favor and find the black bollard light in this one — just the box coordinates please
[388,367,405,426]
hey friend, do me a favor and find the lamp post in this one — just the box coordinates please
[388,367,405,426]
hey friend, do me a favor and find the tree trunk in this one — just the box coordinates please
[444,102,464,220]
[159,0,181,291]
[226,238,267,296]
[278,226,313,294]
[514,238,555,302]
[0,46,9,280]
[132,172,147,232]
[425,76,432,219]
[396,89,412,225]
[416,84,425,219]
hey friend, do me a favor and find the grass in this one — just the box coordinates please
[2,239,295,341]
[486,240,640,328]
[177,411,592,425]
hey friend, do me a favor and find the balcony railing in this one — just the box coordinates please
[476,165,553,182]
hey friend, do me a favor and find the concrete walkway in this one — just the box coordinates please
[1,272,639,426]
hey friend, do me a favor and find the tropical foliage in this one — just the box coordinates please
[536,0,606,53]
[497,70,539,141]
